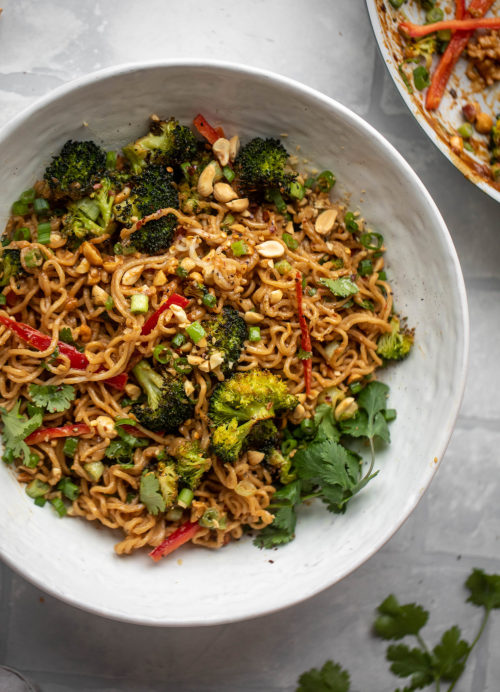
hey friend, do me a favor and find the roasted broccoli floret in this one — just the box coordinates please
[157,459,179,509]
[209,369,298,425]
[44,140,107,199]
[139,458,178,515]
[235,137,294,192]
[267,448,296,485]
[204,306,247,377]
[175,441,211,490]
[177,150,213,214]
[131,360,194,433]
[209,370,298,464]
[114,164,179,254]
[246,419,280,457]
[0,249,23,287]
[376,316,414,361]
[62,176,116,241]
[123,118,198,173]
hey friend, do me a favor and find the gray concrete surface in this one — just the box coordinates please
[0,1,499,690]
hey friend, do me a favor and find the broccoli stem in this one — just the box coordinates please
[132,360,164,409]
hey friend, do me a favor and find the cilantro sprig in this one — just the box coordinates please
[29,383,76,413]
[0,402,43,466]
[295,567,500,692]
[254,381,393,549]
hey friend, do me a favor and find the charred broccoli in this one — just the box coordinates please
[209,370,298,464]
[114,164,179,254]
[377,316,414,361]
[44,140,107,199]
[175,441,211,490]
[204,306,247,377]
[246,419,280,456]
[62,176,116,241]
[0,249,23,287]
[131,360,194,433]
[235,137,294,192]
[123,118,198,173]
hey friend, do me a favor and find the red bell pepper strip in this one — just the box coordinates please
[193,114,222,145]
[456,0,465,20]
[414,0,495,110]
[0,314,88,369]
[295,272,312,396]
[25,423,91,445]
[0,314,128,389]
[399,16,500,38]
[140,292,189,336]
[120,423,149,438]
[149,521,200,562]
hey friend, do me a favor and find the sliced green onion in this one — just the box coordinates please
[153,344,172,364]
[360,232,384,251]
[316,170,336,192]
[266,188,287,214]
[173,357,192,375]
[63,437,79,458]
[57,477,80,501]
[186,321,206,344]
[37,222,52,245]
[389,0,405,7]
[222,214,235,227]
[34,497,47,507]
[20,188,36,204]
[2,448,15,464]
[344,211,359,233]
[413,66,430,91]
[176,265,188,278]
[458,123,473,139]
[202,292,217,308]
[349,381,362,395]
[304,177,315,189]
[106,151,117,169]
[0,295,6,306]
[113,242,123,255]
[358,259,373,276]
[248,326,261,342]
[76,197,100,221]
[360,299,374,311]
[307,286,317,297]
[199,508,227,529]
[275,259,292,275]
[378,270,387,281]
[223,165,235,183]
[171,333,186,349]
[231,240,248,257]
[119,463,135,470]
[166,507,184,521]
[84,461,105,482]
[26,479,50,499]
[384,408,397,422]
[105,296,114,311]
[24,452,40,469]
[426,6,443,23]
[50,497,67,517]
[178,488,194,509]
[282,232,299,250]
[130,294,149,314]
[33,198,50,215]
[12,200,28,216]
[289,180,305,200]
[13,227,31,241]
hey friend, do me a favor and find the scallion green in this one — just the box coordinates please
[316,170,336,192]
[248,326,261,342]
[153,344,172,364]
[130,294,149,314]
[223,165,235,183]
[33,198,50,215]
[26,479,50,499]
[282,232,299,250]
[106,151,117,169]
[84,461,105,482]
[12,200,28,216]
[171,333,186,349]
[37,222,52,245]
[358,259,373,276]
[202,292,217,308]
[19,188,36,204]
[360,232,384,251]
[63,437,79,458]
[173,357,192,375]
[413,66,430,91]
[186,321,206,344]
[50,497,67,517]
[178,488,194,509]
[275,260,292,275]
[57,477,80,501]
[289,180,305,200]
[13,227,30,241]
[231,240,248,257]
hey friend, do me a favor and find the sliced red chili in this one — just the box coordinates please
[149,521,200,562]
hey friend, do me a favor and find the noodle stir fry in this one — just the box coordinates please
[0,115,413,560]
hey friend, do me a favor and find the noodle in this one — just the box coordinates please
[0,118,397,557]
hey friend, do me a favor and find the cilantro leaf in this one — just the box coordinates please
[29,384,76,413]
[340,410,390,444]
[0,402,43,465]
[296,660,351,692]
[254,480,300,548]
[139,471,166,515]
[313,404,341,443]
[105,424,148,462]
[374,595,429,640]
[465,568,500,611]
[432,626,469,681]
[358,381,389,437]
[319,277,359,298]
[386,644,434,689]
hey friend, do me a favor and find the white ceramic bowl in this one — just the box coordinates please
[0,61,468,626]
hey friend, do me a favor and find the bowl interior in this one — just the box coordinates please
[0,63,468,626]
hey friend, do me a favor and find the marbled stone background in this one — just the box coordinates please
[0,1,498,690]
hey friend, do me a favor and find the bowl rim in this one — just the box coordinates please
[0,59,470,626]
[364,0,500,205]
